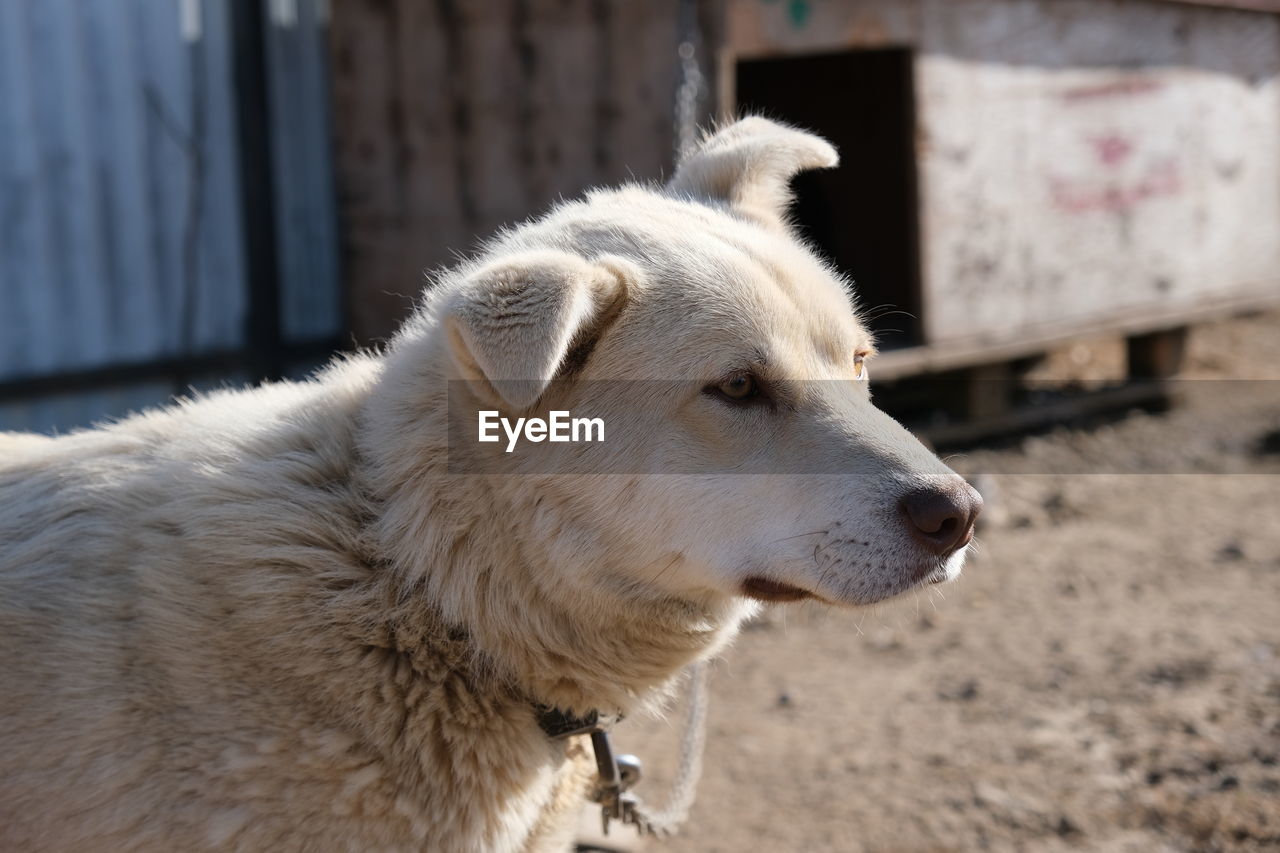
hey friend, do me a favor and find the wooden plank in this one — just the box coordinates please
[870,286,1279,380]
[325,0,440,341]
[327,0,693,342]
[1155,0,1280,13]
[913,2,1280,345]
[914,380,1178,449]
[724,0,919,60]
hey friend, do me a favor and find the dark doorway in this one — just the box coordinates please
[735,48,922,348]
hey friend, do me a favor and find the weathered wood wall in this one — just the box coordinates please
[327,0,722,342]
[916,27,1280,346]
[725,0,1280,352]
[328,0,1280,350]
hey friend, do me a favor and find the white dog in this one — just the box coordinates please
[0,118,980,852]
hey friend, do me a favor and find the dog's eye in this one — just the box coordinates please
[854,352,870,382]
[708,372,762,404]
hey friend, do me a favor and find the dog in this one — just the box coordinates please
[0,118,981,852]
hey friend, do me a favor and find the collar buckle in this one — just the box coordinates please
[535,705,621,740]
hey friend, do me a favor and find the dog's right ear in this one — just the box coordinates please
[444,250,631,410]
[668,116,838,231]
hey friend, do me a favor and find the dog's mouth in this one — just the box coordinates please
[742,550,966,606]
[741,576,815,603]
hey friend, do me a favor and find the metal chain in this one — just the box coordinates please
[592,661,710,838]
[673,0,706,163]
[594,28,714,836]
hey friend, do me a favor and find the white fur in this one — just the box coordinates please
[0,119,972,851]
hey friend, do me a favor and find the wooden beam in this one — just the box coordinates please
[1153,0,1280,14]
[871,289,1280,381]
[916,381,1177,449]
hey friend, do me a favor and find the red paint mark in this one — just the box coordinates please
[1090,134,1133,167]
[1061,79,1165,103]
[1049,159,1182,214]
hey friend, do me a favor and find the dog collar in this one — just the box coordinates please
[532,661,709,838]
[535,705,621,739]
[535,704,646,835]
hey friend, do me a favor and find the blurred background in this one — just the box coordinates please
[3,1,1280,850]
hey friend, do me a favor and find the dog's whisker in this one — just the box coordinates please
[853,611,867,636]
[769,529,828,544]
[647,554,683,585]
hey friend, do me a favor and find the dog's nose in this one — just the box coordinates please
[899,483,983,555]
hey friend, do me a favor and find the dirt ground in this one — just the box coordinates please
[603,310,1280,853]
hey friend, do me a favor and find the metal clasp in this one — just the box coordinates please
[589,731,645,835]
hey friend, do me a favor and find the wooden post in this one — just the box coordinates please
[963,362,1014,421]
[1127,327,1189,379]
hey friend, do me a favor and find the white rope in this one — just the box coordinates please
[629,660,709,837]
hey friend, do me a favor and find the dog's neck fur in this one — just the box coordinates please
[356,323,750,717]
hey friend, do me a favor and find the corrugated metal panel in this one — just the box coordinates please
[266,0,343,342]
[0,0,341,434]
[0,0,247,380]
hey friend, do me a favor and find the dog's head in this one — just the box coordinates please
[438,117,980,608]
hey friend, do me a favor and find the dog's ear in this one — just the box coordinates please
[667,116,838,231]
[444,250,632,409]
